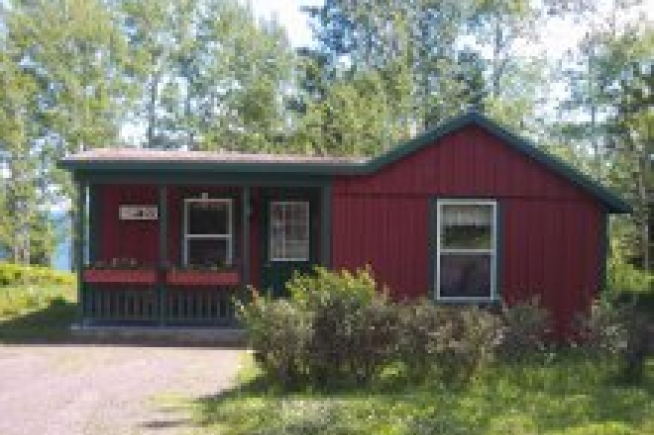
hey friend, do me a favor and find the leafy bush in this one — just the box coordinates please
[396,300,452,379]
[436,306,501,385]
[396,301,501,385]
[574,298,651,384]
[574,299,628,357]
[289,267,397,387]
[0,262,74,287]
[497,296,551,362]
[237,293,311,388]
[606,259,653,295]
[239,268,398,388]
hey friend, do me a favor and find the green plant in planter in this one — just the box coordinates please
[89,258,146,270]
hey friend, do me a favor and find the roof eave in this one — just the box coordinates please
[58,158,365,175]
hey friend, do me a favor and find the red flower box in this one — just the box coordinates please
[166,269,240,287]
[83,269,157,285]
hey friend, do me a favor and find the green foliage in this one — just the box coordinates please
[0,262,74,287]
[0,283,76,341]
[239,268,398,388]
[497,296,551,362]
[241,268,507,389]
[237,296,310,388]
[396,302,500,384]
[607,257,654,295]
[396,300,452,379]
[0,283,74,319]
[575,299,651,384]
[192,351,654,435]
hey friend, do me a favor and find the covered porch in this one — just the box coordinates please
[65,149,346,327]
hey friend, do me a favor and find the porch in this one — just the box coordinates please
[74,181,332,327]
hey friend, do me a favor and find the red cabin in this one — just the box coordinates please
[61,111,630,333]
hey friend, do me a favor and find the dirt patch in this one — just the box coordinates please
[0,344,243,435]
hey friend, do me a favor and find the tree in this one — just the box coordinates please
[0,46,54,264]
[3,0,133,265]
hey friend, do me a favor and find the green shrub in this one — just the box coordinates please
[237,293,311,388]
[396,300,455,379]
[607,259,653,294]
[289,267,397,387]
[574,299,629,357]
[497,296,551,362]
[435,306,501,385]
[397,302,501,385]
[575,298,651,383]
[0,262,74,287]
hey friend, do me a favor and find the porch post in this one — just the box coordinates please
[158,185,168,326]
[75,178,87,325]
[320,184,332,267]
[241,186,250,287]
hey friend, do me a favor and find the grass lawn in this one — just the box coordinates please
[189,354,654,435]
[0,285,76,342]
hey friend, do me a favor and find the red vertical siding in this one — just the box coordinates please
[332,195,428,300]
[98,184,159,265]
[332,125,605,336]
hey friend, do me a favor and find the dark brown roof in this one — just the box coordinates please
[63,148,366,165]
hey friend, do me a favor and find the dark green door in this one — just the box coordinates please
[262,196,315,296]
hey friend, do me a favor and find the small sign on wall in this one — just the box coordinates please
[119,205,158,221]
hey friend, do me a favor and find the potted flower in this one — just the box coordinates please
[83,258,157,285]
[166,263,240,287]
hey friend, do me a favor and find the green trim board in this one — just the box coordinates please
[599,212,609,293]
[320,184,332,267]
[157,185,168,326]
[496,201,504,300]
[60,111,630,214]
[241,186,251,287]
[76,180,87,324]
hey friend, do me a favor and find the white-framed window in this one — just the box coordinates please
[183,198,233,267]
[269,201,310,262]
[436,199,497,302]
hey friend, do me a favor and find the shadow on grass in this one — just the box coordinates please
[191,358,654,435]
[0,297,76,343]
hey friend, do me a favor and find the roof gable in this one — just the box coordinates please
[364,111,631,213]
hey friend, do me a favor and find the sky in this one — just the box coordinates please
[251,0,654,55]
[249,0,322,48]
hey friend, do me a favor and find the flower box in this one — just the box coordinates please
[83,268,157,285]
[166,269,240,287]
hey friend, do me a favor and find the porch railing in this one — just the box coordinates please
[81,269,241,326]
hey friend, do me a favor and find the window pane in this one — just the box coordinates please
[439,254,491,298]
[441,204,492,249]
[270,202,309,261]
[188,201,229,235]
[187,239,229,268]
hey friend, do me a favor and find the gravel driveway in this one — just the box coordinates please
[0,344,244,435]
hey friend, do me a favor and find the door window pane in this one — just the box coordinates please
[270,201,309,261]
